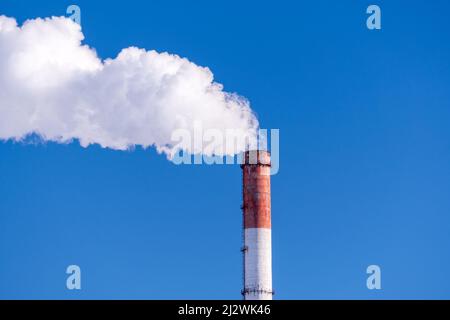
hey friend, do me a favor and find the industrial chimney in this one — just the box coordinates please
[241,150,273,300]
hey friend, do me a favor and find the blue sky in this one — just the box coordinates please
[1,0,450,299]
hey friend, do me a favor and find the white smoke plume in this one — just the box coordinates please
[0,15,259,157]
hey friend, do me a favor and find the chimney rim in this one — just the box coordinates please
[241,149,271,167]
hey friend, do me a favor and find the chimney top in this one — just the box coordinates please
[242,150,271,167]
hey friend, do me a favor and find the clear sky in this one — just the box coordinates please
[1,0,450,299]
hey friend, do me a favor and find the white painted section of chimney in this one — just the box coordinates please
[243,228,273,300]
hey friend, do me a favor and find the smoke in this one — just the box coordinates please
[0,15,259,157]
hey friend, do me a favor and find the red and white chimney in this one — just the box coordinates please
[241,150,273,300]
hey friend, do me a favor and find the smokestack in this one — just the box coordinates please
[241,150,273,300]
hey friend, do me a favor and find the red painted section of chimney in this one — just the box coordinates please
[242,150,271,229]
